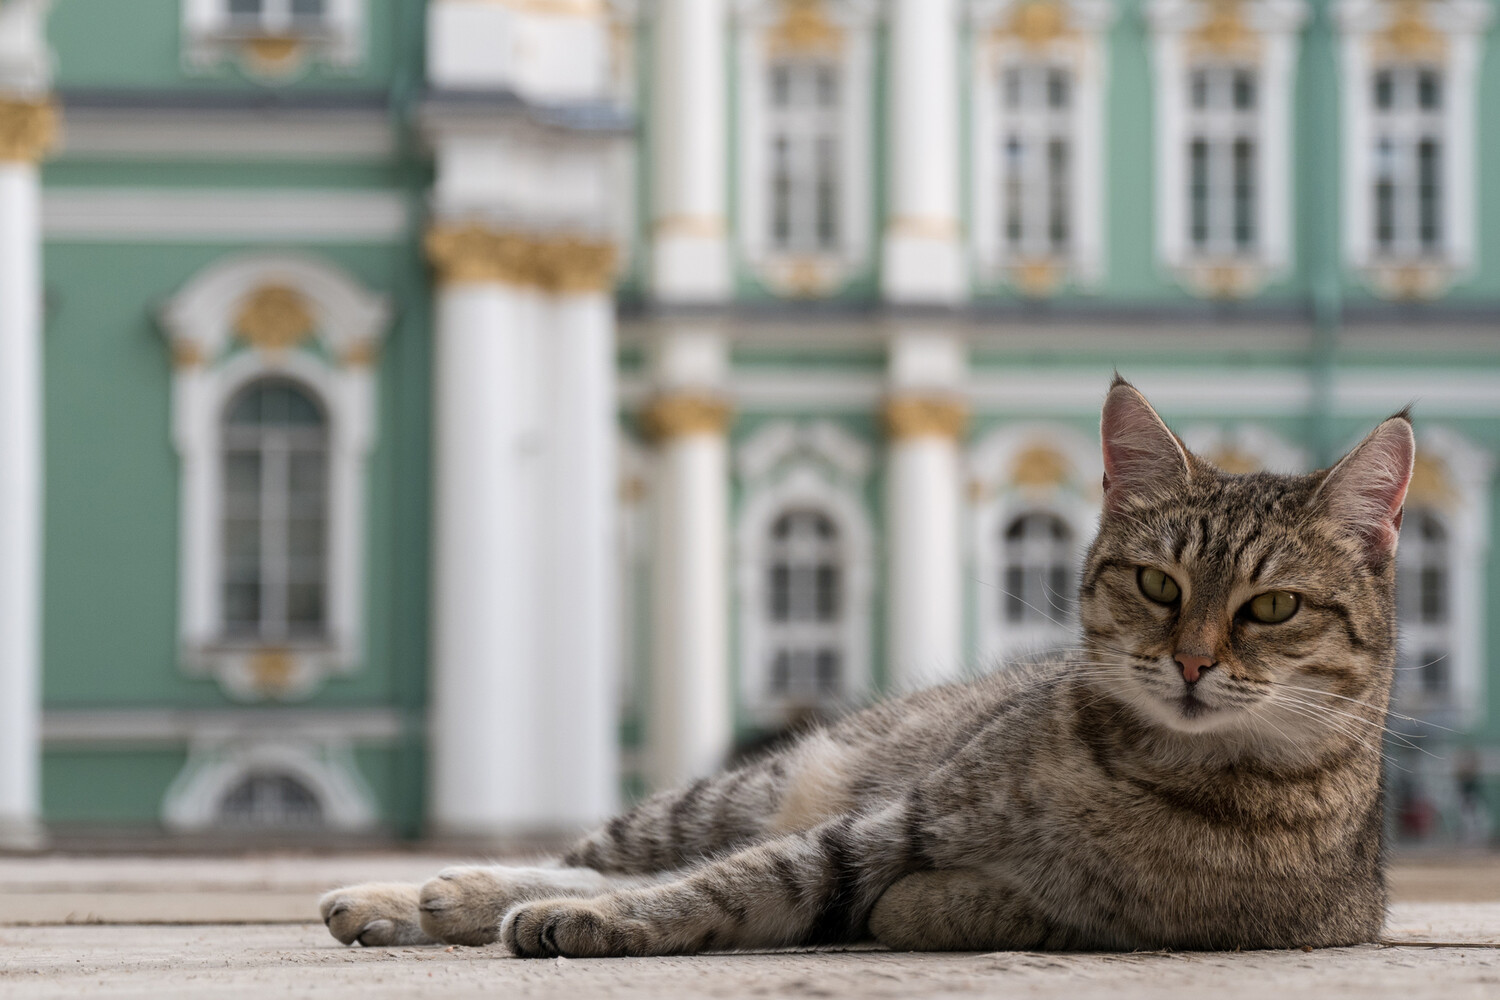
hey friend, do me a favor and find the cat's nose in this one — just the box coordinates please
[1174,653,1216,684]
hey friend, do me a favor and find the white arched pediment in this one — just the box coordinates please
[160,253,389,702]
[162,740,377,833]
[160,251,389,362]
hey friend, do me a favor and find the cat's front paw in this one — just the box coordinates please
[417,866,519,946]
[319,883,434,947]
[501,898,633,958]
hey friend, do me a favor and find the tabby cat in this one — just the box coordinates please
[321,378,1414,955]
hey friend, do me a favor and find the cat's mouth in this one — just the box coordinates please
[1175,693,1215,720]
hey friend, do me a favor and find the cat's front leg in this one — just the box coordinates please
[868,870,1064,951]
[502,801,923,957]
[417,865,652,946]
[320,883,433,946]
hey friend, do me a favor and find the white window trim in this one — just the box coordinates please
[181,0,366,74]
[735,420,874,725]
[160,253,389,702]
[162,738,377,833]
[968,0,1114,291]
[968,423,1101,664]
[735,0,878,296]
[1336,0,1492,298]
[1393,425,1494,729]
[1147,0,1307,296]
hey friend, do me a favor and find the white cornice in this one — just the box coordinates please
[42,188,409,242]
[57,110,396,161]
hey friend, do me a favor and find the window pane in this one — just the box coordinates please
[1004,136,1024,247]
[1374,139,1396,250]
[772,136,792,249]
[1374,70,1394,110]
[1421,652,1449,695]
[1233,71,1256,110]
[1048,69,1069,109]
[815,565,839,620]
[816,66,838,107]
[286,584,325,632]
[1190,139,1210,247]
[1048,139,1070,250]
[1418,70,1442,110]
[229,0,264,16]
[224,451,261,499]
[1191,69,1209,109]
[770,651,790,695]
[816,135,839,250]
[771,66,791,107]
[1004,566,1026,622]
[219,773,323,829]
[770,565,791,620]
[1418,139,1442,251]
[1233,138,1256,250]
[223,583,261,631]
[816,650,840,695]
[1004,67,1021,109]
[1419,565,1447,622]
[291,0,327,18]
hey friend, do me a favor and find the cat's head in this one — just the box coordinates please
[1080,377,1414,746]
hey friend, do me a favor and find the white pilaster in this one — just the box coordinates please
[883,333,967,690]
[650,0,730,300]
[644,330,732,788]
[428,280,550,834]
[0,0,53,851]
[543,290,621,826]
[882,0,964,303]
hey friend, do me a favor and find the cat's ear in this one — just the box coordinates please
[1100,378,1190,511]
[1313,412,1415,566]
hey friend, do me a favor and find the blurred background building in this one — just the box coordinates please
[0,0,1496,849]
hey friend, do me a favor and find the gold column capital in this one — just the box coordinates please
[883,395,969,441]
[0,97,57,163]
[426,223,617,293]
[641,393,733,440]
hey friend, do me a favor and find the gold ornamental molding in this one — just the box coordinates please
[769,0,844,57]
[640,393,734,440]
[883,395,970,441]
[456,0,609,16]
[1408,450,1459,509]
[1189,0,1261,60]
[1375,0,1446,61]
[0,98,58,163]
[170,340,207,369]
[235,285,317,353]
[886,215,961,242]
[426,224,617,293]
[652,214,728,240]
[996,0,1075,50]
[1011,445,1072,487]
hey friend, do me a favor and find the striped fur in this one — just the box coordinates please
[322,380,1412,956]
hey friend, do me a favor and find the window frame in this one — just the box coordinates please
[735,422,874,727]
[969,0,1114,292]
[1336,0,1491,297]
[181,0,366,72]
[735,0,878,296]
[1147,0,1307,296]
[161,253,388,702]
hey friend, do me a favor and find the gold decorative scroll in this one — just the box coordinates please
[652,214,727,239]
[887,216,961,241]
[769,0,843,56]
[640,394,734,440]
[1189,0,1261,60]
[0,98,58,163]
[1407,450,1459,508]
[471,0,609,16]
[1011,445,1071,486]
[1375,0,1446,61]
[342,339,381,368]
[1013,259,1063,297]
[426,224,617,292]
[996,0,1074,50]
[883,396,969,441]
[248,647,296,697]
[235,285,316,353]
[170,340,207,369]
[1204,446,1263,474]
[243,35,305,75]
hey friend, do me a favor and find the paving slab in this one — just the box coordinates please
[0,855,1497,999]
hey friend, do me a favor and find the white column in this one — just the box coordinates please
[882,0,964,303]
[644,330,732,788]
[0,155,44,850]
[650,0,730,301]
[543,288,620,826]
[0,9,55,846]
[883,333,966,691]
[427,273,550,835]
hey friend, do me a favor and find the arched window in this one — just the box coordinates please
[1000,511,1076,631]
[217,771,325,829]
[763,508,844,705]
[1397,509,1454,704]
[221,378,330,643]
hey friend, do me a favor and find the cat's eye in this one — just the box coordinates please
[1246,590,1300,624]
[1137,567,1181,605]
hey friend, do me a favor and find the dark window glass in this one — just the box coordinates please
[218,773,323,829]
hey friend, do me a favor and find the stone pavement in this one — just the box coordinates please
[2,854,1498,999]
